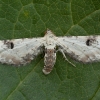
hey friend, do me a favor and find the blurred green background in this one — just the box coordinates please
[0,0,100,100]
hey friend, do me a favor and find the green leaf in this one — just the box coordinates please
[0,0,100,100]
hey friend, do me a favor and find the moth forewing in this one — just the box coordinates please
[56,36,100,63]
[0,29,100,75]
[0,38,44,66]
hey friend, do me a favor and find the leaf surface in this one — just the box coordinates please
[0,0,100,100]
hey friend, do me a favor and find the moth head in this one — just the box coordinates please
[45,28,55,37]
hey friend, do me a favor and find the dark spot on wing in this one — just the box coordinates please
[86,39,91,46]
[4,41,14,49]
[86,38,97,46]
[10,42,14,49]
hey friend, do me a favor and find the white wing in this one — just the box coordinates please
[57,36,100,63]
[0,38,44,66]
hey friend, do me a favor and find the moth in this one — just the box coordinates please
[0,29,99,74]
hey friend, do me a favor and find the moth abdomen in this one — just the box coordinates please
[43,49,56,75]
[42,65,53,75]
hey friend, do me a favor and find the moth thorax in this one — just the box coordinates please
[43,49,56,75]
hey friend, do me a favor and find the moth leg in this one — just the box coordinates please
[57,48,76,67]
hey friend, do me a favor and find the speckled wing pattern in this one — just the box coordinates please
[57,36,100,63]
[0,29,100,75]
[0,38,44,66]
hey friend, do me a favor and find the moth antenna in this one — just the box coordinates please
[57,48,76,67]
[44,28,50,34]
[47,28,50,31]
[65,58,76,67]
